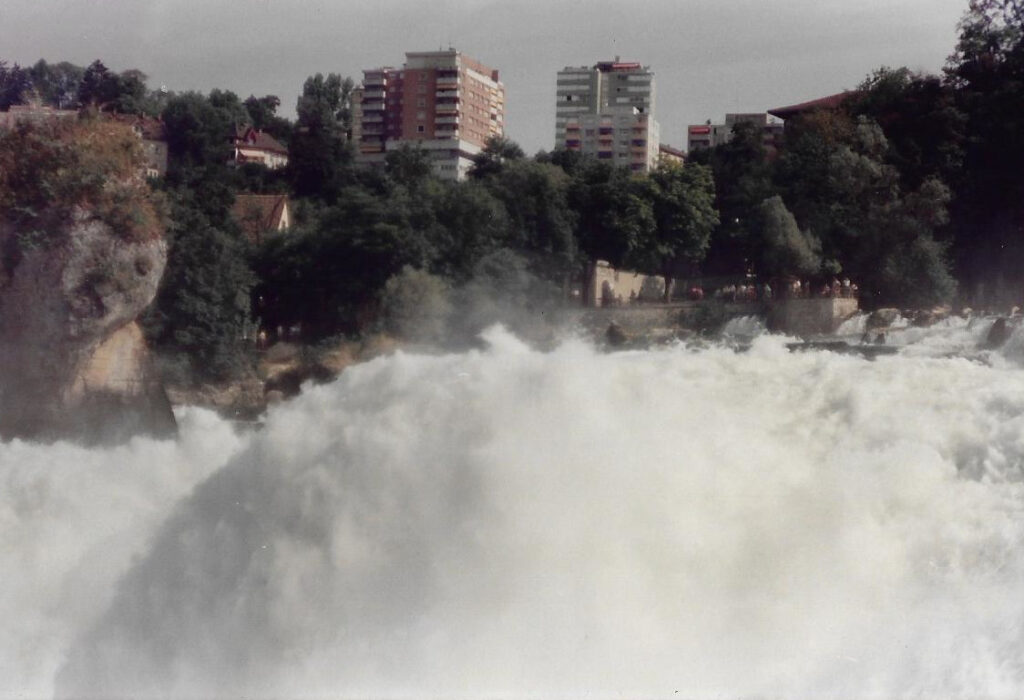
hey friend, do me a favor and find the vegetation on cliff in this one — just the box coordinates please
[0,118,164,286]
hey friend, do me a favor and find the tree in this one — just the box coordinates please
[483,159,578,286]
[142,191,255,381]
[161,92,239,173]
[384,143,435,188]
[700,121,777,275]
[570,161,656,270]
[430,181,510,281]
[469,135,525,179]
[632,162,719,301]
[774,110,956,306]
[28,59,85,109]
[0,61,32,110]
[289,73,354,200]
[379,266,451,343]
[945,0,1024,303]
[243,94,292,144]
[757,196,821,278]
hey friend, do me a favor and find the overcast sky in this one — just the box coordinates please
[2,0,968,153]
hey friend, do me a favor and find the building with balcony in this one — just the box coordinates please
[555,58,660,172]
[353,49,505,180]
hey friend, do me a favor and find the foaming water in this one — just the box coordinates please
[1,409,245,699]
[721,314,766,338]
[5,327,1024,698]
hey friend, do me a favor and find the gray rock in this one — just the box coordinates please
[0,211,172,443]
[866,307,901,330]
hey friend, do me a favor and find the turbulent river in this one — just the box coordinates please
[4,318,1024,699]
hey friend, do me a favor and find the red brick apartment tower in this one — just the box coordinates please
[354,49,505,180]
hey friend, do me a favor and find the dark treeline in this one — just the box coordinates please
[691,0,1024,310]
[3,0,1024,381]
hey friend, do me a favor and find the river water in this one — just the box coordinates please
[4,321,1024,698]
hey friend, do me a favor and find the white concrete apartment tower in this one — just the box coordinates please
[555,59,660,172]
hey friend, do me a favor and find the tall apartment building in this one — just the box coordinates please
[687,113,784,153]
[554,59,660,172]
[353,49,505,180]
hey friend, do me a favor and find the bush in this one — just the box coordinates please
[379,266,451,344]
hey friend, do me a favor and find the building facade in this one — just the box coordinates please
[687,113,784,153]
[555,59,660,172]
[354,49,505,181]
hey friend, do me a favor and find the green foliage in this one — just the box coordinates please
[289,73,354,200]
[142,192,255,381]
[645,163,718,268]
[244,94,292,145]
[944,0,1024,299]
[252,184,433,338]
[701,121,777,275]
[469,135,525,179]
[570,161,655,268]
[0,61,33,109]
[379,266,452,343]
[430,180,510,281]
[76,60,149,114]
[0,118,163,264]
[757,196,821,277]
[162,91,238,172]
[482,158,578,280]
[385,144,434,188]
[28,59,85,109]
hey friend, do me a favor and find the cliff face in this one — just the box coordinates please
[0,214,172,442]
[0,119,175,443]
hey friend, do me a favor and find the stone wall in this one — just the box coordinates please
[589,260,671,306]
[767,297,859,336]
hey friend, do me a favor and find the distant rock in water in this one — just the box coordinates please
[0,118,174,443]
[984,317,1011,349]
[866,307,901,330]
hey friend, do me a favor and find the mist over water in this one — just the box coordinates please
[5,326,1024,698]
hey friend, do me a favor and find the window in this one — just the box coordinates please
[417,98,425,107]
[417,125,425,133]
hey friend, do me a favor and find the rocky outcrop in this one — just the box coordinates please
[0,214,171,442]
[0,119,173,443]
[985,317,1012,349]
[866,307,901,330]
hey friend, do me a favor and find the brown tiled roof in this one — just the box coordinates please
[767,92,855,120]
[233,126,287,155]
[231,194,289,245]
[658,143,686,159]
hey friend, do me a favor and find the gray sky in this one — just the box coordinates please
[2,0,968,153]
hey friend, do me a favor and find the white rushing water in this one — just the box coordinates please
[5,326,1024,699]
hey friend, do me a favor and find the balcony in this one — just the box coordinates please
[362,89,385,100]
[435,115,459,125]
[435,89,459,99]
[362,112,383,122]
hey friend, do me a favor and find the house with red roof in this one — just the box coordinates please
[232,126,288,169]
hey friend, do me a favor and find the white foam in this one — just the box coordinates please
[4,331,1024,698]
